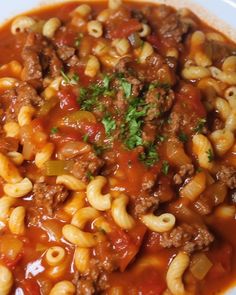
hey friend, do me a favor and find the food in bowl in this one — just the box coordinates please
[0,0,235,294]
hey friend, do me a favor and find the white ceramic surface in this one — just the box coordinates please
[0,1,236,294]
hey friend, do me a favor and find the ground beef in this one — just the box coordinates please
[57,45,75,61]
[142,122,158,142]
[145,87,175,121]
[210,40,236,64]
[33,183,69,215]
[145,54,176,84]
[133,194,159,217]
[71,152,104,182]
[5,82,43,121]
[113,90,128,112]
[21,32,44,87]
[43,47,63,78]
[159,12,189,43]
[115,56,133,73]
[160,223,214,254]
[131,9,148,23]
[217,165,236,189]
[173,164,194,185]
[0,137,19,154]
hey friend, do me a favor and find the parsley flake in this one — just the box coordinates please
[83,134,89,142]
[51,127,58,134]
[102,115,116,136]
[162,161,170,175]
[194,118,206,134]
[61,70,79,85]
[178,131,188,143]
[121,79,132,98]
[75,33,84,47]
[206,149,214,163]
[139,144,159,167]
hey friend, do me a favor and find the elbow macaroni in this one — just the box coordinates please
[62,224,103,248]
[166,252,190,295]
[45,246,66,266]
[56,175,86,191]
[18,105,35,127]
[0,153,22,184]
[192,134,214,170]
[71,207,100,229]
[0,264,13,295]
[141,213,175,233]
[35,142,54,168]
[87,176,111,211]
[111,194,135,230]
[4,177,33,198]
[9,206,26,235]
[49,281,75,295]
[74,247,90,273]
[43,17,61,39]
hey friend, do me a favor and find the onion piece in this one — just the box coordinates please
[190,253,213,280]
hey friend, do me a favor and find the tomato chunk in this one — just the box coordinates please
[20,279,40,295]
[207,243,232,280]
[107,222,146,271]
[109,19,142,39]
[58,88,79,111]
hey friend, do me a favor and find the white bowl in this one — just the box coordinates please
[1,1,236,294]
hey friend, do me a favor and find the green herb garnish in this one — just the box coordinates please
[102,115,116,136]
[178,131,188,143]
[206,149,214,163]
[75,33,84,47]
[51,127,59,134]
[194,118,206,134]
[61,70,79,85]
[83,134,89,142]
[139,144,159,167]
[162,161,170,175]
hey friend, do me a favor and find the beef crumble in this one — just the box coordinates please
[160,223,214,253]
[217,165,236,189]
[32,183,69,215]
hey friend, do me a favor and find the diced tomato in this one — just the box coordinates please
[58,88,79,111]
[207,243,232,280]
[136,269,166,295]
[177,84,206,117]
[20,279,40,295]
[54,29,77,47]
[51,126,83,143]
[108,221,146,271]
[146,35,161,51]
[82,122,105,142]
[0,253,22,270]
[74,66,92,86]
[109,19,142,39]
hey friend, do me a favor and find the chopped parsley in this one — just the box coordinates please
[74,33,84,47]
[51,127,58,134]
[122,98,148,149]
[103,75,111,91]
[121,79,132,98]
[139,144,159,167]
[162,161,170,175]
[194,118,206,134]
[93,144,105,156]
[178,131,188,143]
[86,171,94,181]
[83,134,89,142]
[157,134,167,143]
[102,115,116,136]
[206,149,214,163]
[61,70,79,85]
[148,81,170,91]
[78,76,114,111]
